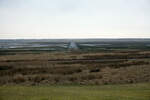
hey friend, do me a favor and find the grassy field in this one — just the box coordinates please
[0,83,150,100]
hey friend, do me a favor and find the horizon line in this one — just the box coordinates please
[1,37,150,40]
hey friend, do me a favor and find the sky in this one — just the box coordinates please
[0,0,150,39]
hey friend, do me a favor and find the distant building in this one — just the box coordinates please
[68,41,79,50]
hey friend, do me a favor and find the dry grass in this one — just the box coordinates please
[0,51,150,85]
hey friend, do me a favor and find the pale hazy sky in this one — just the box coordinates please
[0,0,150,39]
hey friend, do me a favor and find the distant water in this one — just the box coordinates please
[80,44,111,46]
[0,39,68,50]
[1,39,150,50]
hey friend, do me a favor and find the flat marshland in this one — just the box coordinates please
[0,51,150,85]
[0,39,150,100]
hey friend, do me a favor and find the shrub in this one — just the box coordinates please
[13,74,26,83]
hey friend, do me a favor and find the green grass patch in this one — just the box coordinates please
[0,83,150,100]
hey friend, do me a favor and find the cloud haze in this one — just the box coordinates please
[0,0,150,39]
